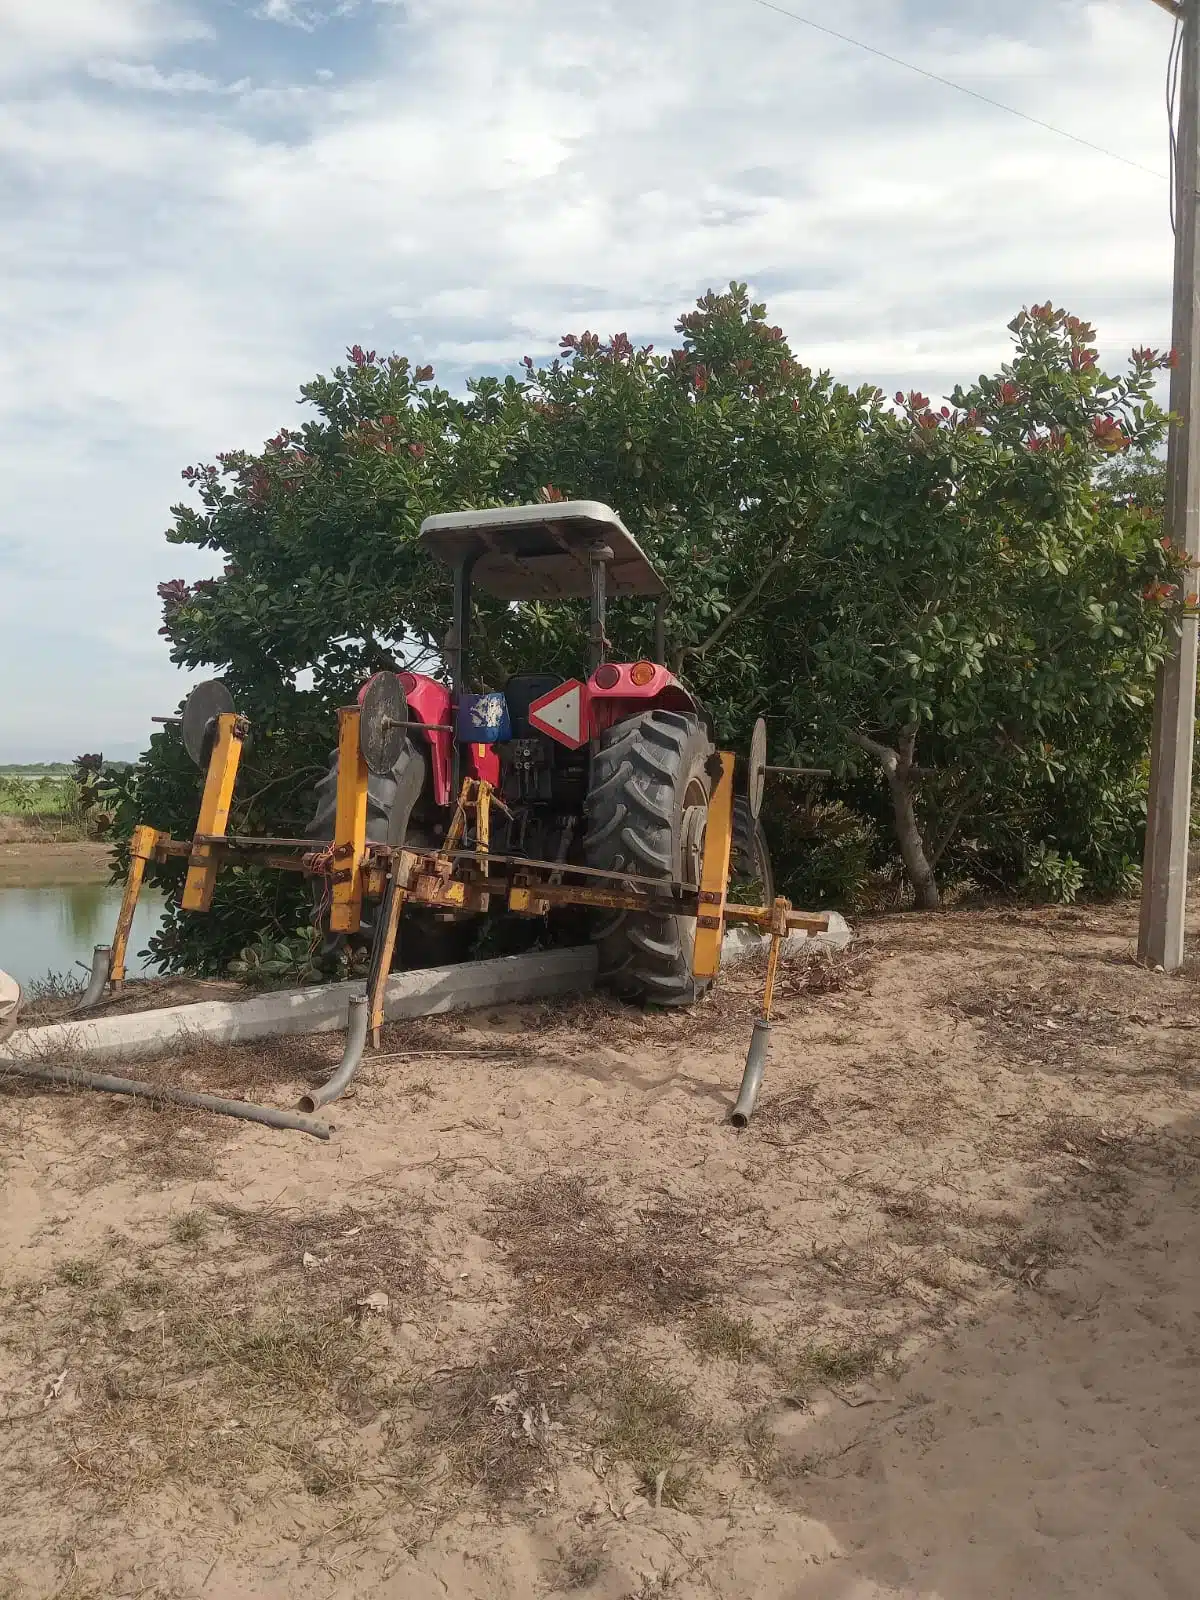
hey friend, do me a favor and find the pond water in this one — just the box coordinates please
[0,885,165,989]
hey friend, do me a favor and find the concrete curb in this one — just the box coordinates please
[720,910,854,967]
[0,913,854,1068]
[0,946,598,1066]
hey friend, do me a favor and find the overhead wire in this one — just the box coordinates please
[744,0,1168,182]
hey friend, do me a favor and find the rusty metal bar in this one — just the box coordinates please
[110,824,162,986]
[194,833,316,848]
[366,856,410,1044]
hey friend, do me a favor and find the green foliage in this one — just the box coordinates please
[116,292,1181,968]
[228,930,332,988]
[0,773,74,816]
[1022,843,1085,905]
[761,797,879,911]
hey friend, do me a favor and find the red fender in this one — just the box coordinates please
[358,672,497,806]
[584,663,698,738]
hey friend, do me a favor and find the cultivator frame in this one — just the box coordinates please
[82,690,833,1128]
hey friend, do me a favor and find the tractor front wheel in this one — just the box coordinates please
[583,709,715,1006]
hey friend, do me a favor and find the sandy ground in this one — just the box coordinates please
[0,836,111,889]
[2,900,1200,1599]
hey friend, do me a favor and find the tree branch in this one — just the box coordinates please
[848,730,898,774]
[927,776,985,870]
[675,547,791,669]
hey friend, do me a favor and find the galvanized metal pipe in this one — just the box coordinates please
[298,993,369,1114]
[0,1061,331,1139]
[731,1018,770,1128]
[73,945,112,1014]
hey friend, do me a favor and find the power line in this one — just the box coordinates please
[745,0,1168,182]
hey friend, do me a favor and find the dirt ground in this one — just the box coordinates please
[0,834,110,888]
[2,901,1200,1599]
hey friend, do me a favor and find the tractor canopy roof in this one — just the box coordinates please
[418,500,667,601]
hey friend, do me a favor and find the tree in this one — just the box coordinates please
[764,306,1183,906]
[144,293,875,969]
[134,292,1184,971]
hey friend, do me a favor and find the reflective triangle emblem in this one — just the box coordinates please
[528,679,587,749]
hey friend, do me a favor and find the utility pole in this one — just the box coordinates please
[1140,0,1200,970]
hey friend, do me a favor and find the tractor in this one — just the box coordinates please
[306,500,773,1003]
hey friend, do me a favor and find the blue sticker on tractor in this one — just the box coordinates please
[457,692,511,744]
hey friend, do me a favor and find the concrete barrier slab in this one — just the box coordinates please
[0,946,598,1066]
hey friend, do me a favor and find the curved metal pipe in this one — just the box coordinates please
[1,1061,331,1140]
[73,945,111,1013]
[298,993,369,1114]
[730,1018,770,1128]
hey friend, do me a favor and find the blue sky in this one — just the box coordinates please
[0,0,1179,759]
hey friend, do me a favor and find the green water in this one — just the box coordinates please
[0,885,165,988]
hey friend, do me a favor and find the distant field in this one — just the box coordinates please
[0,774,77,816]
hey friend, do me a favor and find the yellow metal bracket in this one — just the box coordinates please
[110,824,163,988]
[691,751,735,982]
[329,706,369,934]
[182,713,246,913]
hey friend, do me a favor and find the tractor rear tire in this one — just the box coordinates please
[583,709,715,1006]
[731,796,775,905]
[307,745,475,971]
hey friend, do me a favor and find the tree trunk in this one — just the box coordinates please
[849,725,941,910]
[884,760,940,909]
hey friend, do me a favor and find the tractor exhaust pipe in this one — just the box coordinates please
[299,993,369,1113]
[731,1018,770,1127]
[73,945,112,1014]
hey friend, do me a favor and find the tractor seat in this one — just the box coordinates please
[503,673,563,739]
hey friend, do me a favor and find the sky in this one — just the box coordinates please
[0,0,1181,760]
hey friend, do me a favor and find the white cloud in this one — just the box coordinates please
[86,59,249,94]
[0,0,1182,756]
[0,0,210,83]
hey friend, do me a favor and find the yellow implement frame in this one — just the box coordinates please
[181,712,246,912]
[330,707,368,934]
[110,824,163,988]
[692,751,735,983]
[99,693,828,1124]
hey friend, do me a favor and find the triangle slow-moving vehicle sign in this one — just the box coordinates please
[528,679,587,749]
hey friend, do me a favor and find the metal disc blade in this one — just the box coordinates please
[747,716,767,819]
[182,679,235,767]
[360,673,409,776]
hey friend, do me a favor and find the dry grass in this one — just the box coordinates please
[486,1174,712,1321]
[521,942,875,1060]
[555,1537,607,1591]
[977,1222,1071,1288]
[1,1258,390,1509]
[754,1083,830,1142]
[685,1306,764,1364]
[211,1198,428,1306]
[772,1334,884,1397]
[6,901,1200,1587]
[593,1360,716,1508]
[419,1315,590,1500]
[0,1193,436,1522]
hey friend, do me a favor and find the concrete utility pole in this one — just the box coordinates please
[1140,0,1200,970]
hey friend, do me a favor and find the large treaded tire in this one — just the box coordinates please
[583,709,715,1006]
[731,796,775,905]
[306,744,475,970]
